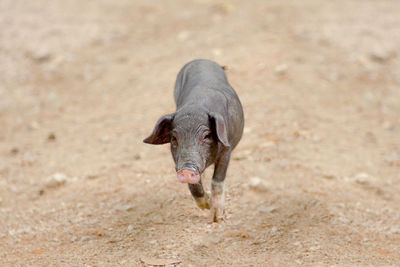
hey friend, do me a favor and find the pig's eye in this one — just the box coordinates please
[201,133,213,143]
[204,133,213,140]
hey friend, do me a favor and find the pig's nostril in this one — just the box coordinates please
[177,169,199,183]
[190,173,198,182]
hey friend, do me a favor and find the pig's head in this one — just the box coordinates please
[143,110,230,184]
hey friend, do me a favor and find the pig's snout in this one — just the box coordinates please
[177,169,200,184]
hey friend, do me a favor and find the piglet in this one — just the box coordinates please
[144,59,244,222]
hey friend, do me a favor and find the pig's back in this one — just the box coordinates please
[174,59,234,105]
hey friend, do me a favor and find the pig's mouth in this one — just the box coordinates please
[176,168,200,184]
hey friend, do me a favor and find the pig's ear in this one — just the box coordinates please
[209,112,230,147]
[143,113,175,145]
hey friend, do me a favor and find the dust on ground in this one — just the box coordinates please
[1,0,399,266]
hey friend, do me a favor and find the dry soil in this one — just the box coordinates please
[1,0,400,266]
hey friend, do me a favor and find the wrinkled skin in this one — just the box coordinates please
[144,59,244,222]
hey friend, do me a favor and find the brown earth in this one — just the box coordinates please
[1,0,400,266]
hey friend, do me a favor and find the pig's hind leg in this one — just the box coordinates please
[209,150,231,223]
[188,181,210,210]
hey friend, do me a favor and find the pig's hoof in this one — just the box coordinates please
[209,193,225,223]
[194,194,210,210]
[208,205,224,223]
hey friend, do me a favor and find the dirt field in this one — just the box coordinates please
[1,0,400,266]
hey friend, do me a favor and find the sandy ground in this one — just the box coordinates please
[1,0,400,266]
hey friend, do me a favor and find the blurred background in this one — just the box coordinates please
[0,0,399,265]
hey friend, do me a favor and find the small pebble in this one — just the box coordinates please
[47,132,56,141]
[46,173,67,188]
[114,204,133,212]
[85,174,99,180]
[30,49,52,62]
[258,205,278,213]
[370,48,393,62]
[10,147,19,155]
[243,127,252,134]
[80,236,90,242]
[293,241,301,247]
[354,173,372,185]
[322,173,336,180]
[249,177,269,192]
[274,64,288,75]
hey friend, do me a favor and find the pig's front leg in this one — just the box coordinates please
[209,150,231,223]
[188,180,210,210]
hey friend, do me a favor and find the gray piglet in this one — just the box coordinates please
[144,59,244,222]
